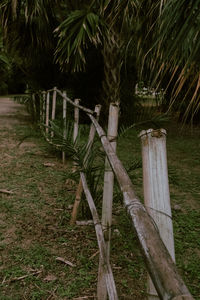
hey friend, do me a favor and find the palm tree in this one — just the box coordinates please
[55,0,138,109]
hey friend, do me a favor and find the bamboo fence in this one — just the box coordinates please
[24,88,194,300]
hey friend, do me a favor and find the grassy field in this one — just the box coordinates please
[0,114,199,299]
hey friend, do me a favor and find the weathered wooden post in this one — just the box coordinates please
[139,128,175,300]
[51,87,57,138]
[97,102,119,300]
[62,91,67,163]
[45,91,50,135]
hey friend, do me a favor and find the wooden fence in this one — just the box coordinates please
[17,88,194,300]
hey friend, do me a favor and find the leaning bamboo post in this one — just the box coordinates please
[139,128,175,300]
[62,91,67,163]
[98,102,119,300]
[70,105,101,225]
[51,87,57,138]
[73,99,80,144]
[45,91,50,135]
[87,114,193,300]
[80,172,118,300]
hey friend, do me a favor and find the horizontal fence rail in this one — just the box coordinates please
[17,88,194,300]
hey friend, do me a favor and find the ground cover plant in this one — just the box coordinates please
[0,99,199,299]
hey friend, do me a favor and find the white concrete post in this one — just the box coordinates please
[139,128,175,300]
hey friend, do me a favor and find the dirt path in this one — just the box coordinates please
[0,97,30,127]
[0,98,99,299]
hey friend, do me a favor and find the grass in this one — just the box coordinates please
[0,106,199,299]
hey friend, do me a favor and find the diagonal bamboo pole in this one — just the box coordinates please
[70,105,101,225]
[80,172,118,300]
[87,114,193,300]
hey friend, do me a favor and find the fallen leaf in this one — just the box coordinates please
[56,257,75,267]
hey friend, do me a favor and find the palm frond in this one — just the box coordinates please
[55,9,105,72]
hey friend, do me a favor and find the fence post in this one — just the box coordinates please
[62,91,67,163]
[97,102,119,300]
[73,99,80,144]
[42,91,46,126]
[46,91,50,135]
[70,105,101,225]
[139,128,175,300]
[51,87,57,138]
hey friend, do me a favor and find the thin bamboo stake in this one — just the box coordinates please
[42,91,46,126]
[73,99,80,144]
[62,91,67,164]
[39,92,43,130]
[139,129,175,300]
[46,91,50,135]
[98,102,119,300]
[51,87,57,138]
[32,93,37,122]
[72,99,80,171]
[87,114,193,300]
[80,172,118,300]
[70,105,101,225]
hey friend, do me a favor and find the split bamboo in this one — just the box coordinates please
[62,91,67,164]
[87,114,193,300]
[45,91,50,135]
[98,102,119,300]
[70,105,101,225]
[80,172,118,300]
[51,87,57,138]
[139,129,175,300]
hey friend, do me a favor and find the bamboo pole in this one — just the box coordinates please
[98,102,119,300]
[80,172,118,300]
[73,99,80,144]
[139,129,175,300]
[62,91,67,164]
[42,91,46,126]
[32,93,37,122]
[87,114,193,300]
[45,91,50,135]
[51,87,57,138]
[39,92,43,129]
[70,105,101,225]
